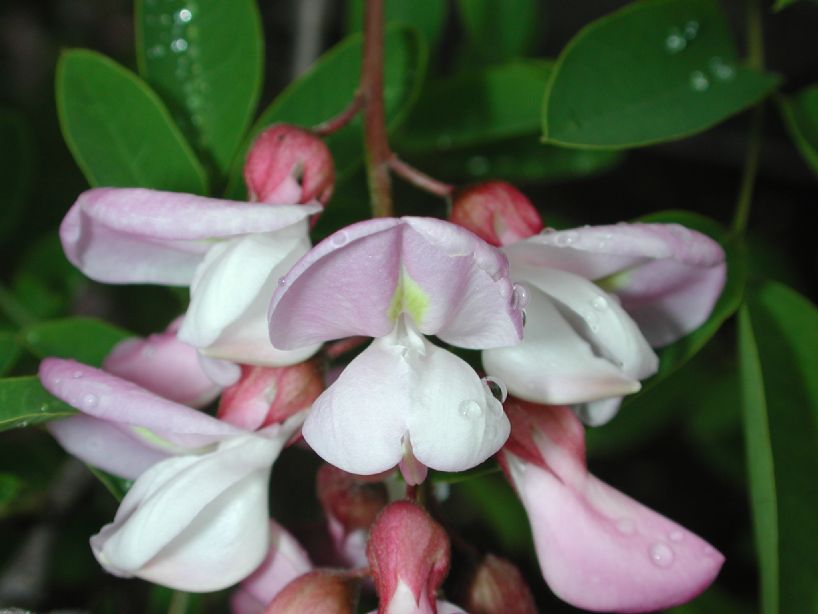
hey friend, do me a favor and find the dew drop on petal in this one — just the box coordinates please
[330,231,349,247]
[177,8,192,22]
[482,376,507,403]
[72,370,83,379]
[665,29,686,54]
[592,296,608,311]
[82,393,99,409]
[277,276,288,287]
[649,542,675,568]
[669,530,685,543]
[171,38,188,53]
[511,283,529,311]
[459,399,483,418]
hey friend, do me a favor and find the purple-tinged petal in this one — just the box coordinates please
[48,415,169,479]
[198,354,242,387]
[179,226,320,365]
[40,359,243,449]
[269,218,522,350]
[574,396,623,427]
[483,288,640,405]
[91,432,287,591]
[61,188,320,285]
[303,321,508,475]
[103,329,221,408]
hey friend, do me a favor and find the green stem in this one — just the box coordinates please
[167,591,190,614]
[731,0,765,236]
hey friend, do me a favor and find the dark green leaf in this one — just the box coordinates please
[397,61,551,152]
[0,473,23,510]
[455,473,531,554]
[87,466,132,502]
[778,86,818,179]
[456,0,541,65]
[406,136,623,184]
[739,281,818,614]
[0,109,33,243]
[772,0,799,10]
[225,26,427,199]
[0,332,20,376]
[23,317,132,367]
[347,0,448,47]
[635,211,746,394]
[135,0,263,180]
[543,0,780,149]
[0,376,76,432]
[57,49,208,193]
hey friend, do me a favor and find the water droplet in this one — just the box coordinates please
[482,376,507,403]
[540,227,557,235]
[592,296,608,311]
[709,56,735,80]
[147,44,166,59]
[330,231,349,247]
[690,70,710,92]
[521,310,527,327]
[82,393,99,409]
[458,399,483,418]
[467,155,490,176]
[665,29,686,54]
[177,8,193,22]
[684,20,699,39]
[72,370,83,379]
[649,542,675,568]
[554,231,578,247]
[511,284,529,311]
[584,311,600,333]
[669,530,685,543]
[39,403,48,412]
[616,518,636,535]
[171,38,188,53]
[277,276,288,287]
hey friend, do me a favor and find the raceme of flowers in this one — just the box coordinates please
[40,125,727,613]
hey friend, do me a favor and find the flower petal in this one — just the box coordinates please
[61,188,320,285]
[506,454,724,612]
[48,415,168,479]
[483,288,641,404]
[178,227,320,365]
[40,358,243,449]
[91,432,287,591]
[574,397,623,427]
[269,218,522,350]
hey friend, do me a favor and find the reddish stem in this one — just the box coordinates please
[312,94,364,137]
[389,155,455,198]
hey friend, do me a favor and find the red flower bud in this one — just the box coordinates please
[450,182,542,247]
[217,362,324,431]
[244,124,335,205]
[264,570,356,614]
[367,501,450,614]
[465,555,538,614]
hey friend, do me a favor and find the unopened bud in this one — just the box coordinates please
[218,362,324,431]
[244,124,335,205]
[450,182,542,247]
[367,501,450,614]
[264,570,355,614]
[465,555,537,614]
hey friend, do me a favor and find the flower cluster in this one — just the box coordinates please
[42,125,726,612]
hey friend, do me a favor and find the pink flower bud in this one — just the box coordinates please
[218,362,324,432]
[465,555,537,614]
[367,501,450,614]
[450,182,542,247]
[264,570,355,614]
[316,464,388,567]
[244,124,335,205]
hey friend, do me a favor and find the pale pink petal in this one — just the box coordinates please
[366,602,467,614]
[269,218,522,350]
[483,288,641,405]
[198,354,242,387]
[103,331,221,408]
[91,431,290,591]
[48,415,169,479]
[61,188,320,284]
[574,397,623,427]
[40,359,243,449]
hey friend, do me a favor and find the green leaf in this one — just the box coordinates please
[0,109,33,244]
[635,211,746,393]
[455,473,531,554]
[87,466,133,502]
[346,0,448,47]
[23,317,132,367]
[406,136,623,184]
[772,0,799,10]
[397,61,551,152]
[739,281,818,614]
[779,85,818,179]
[135,0,263,181]
[0,473,23,510]
[0,332,20,376]
[0,376,76,432]
[225,26,427,199]
[456,0,541,65]
[543,0,780,149]
[57,49,208,193]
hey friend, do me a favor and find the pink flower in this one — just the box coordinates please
[500,399,724,612]
[268,217,525,479]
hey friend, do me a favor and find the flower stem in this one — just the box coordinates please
[312,94,364,137]
[361,0,393,217]
[389,155,455,198]
[732,0,765,236]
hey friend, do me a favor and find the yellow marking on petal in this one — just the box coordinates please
[594,270,631,292]
[387,269,430,325]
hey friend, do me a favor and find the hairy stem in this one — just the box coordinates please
[389,155,455,198]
